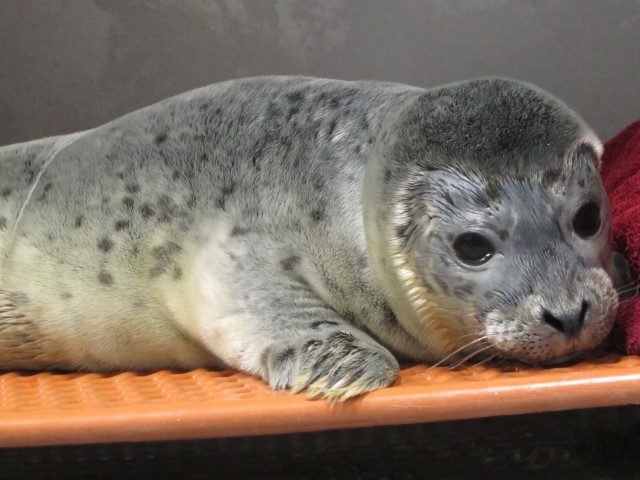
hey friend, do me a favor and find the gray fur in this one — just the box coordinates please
[0,76,619,400]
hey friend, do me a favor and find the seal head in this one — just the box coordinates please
[364,78,618,365]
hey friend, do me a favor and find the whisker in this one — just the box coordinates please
[468,353,496,369]
[615,277,639,291]
[448,344,494,370]
[427,335,488,370]
[617,282,640,294]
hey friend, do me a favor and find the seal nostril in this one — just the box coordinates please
[542,301,589,335]
[578,300,590,326]
[542,309,565,333]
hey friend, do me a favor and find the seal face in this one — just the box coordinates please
[0,76,619,400]
[366,79,617,367]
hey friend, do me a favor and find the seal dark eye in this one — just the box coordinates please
[453,233,495,265]
[572,202,601,238]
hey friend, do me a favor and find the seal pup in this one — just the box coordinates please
[0,76,619,400]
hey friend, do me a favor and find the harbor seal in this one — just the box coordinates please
[0,76,619,400]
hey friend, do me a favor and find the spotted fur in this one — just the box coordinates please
[0,76,618,398]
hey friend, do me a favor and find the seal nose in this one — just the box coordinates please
[542,300,590,336]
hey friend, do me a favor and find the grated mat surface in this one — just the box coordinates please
[1,352,640,447]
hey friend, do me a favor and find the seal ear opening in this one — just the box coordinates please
[575,142,601,168]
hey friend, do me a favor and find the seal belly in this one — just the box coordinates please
[0,135,216,370]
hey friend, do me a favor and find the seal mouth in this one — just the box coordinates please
[486,343,593,368]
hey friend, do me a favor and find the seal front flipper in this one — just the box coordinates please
[245,307,398,401]
[172,274,399,402]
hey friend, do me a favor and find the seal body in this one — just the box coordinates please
[0,76,618,400]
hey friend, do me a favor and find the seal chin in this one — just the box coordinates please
[509,348,587,367]
[538,350,585,366]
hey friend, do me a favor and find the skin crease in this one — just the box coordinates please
[0,76,620,401]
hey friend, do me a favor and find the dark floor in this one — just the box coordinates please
[2,406,640,479]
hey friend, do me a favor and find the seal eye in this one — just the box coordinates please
[453,233,495,266]
[572,202,601,238]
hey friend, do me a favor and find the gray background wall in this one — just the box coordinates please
[1,0,639,146]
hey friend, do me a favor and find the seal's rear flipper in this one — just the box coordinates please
[0,289,50,370]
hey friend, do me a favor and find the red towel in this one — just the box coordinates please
[601,121,640,355]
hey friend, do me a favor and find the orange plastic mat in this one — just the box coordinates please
[1,353,640,448]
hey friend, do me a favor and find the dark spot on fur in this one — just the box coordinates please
[98,238,113,253]
[172,170,180,181]
[231,226,250,236]
[355,145,362,154]
[0,217,6,229]
[122,197,134,209]
[44,183,53,192]
[152,242,182,260]
[46,233,54,241]
[542,168,561,187]
[384,168,392,183]
[74,215,84,228]
[117,172,125,180]
[423,281,436,294]
[286,91,304,104]
[311,202,326,223]
[216,182,236,210]
[98,270,113,285]
[280,255,300,271]
[310,320,339,330]
[311,209,324,222]
[443,190,454,205]
[1,188,11,198]
[157,195,176,222]
[60,291,73,300]
[382,306,398,325]
[485,182,501,202]
[287,106,300,122]
[222,183,235,196]
[115,220,130,231]
[313,178,324,191]
[155,133,167,145]
[499,230,509,241]
[327,120,337,138]
[125,183,140,194]
[172,266,183,280]
[578,179,586,188]
[149,266,165,278]
[139,204,154,219]
[542,244,556,257]
[484,291,494,300]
